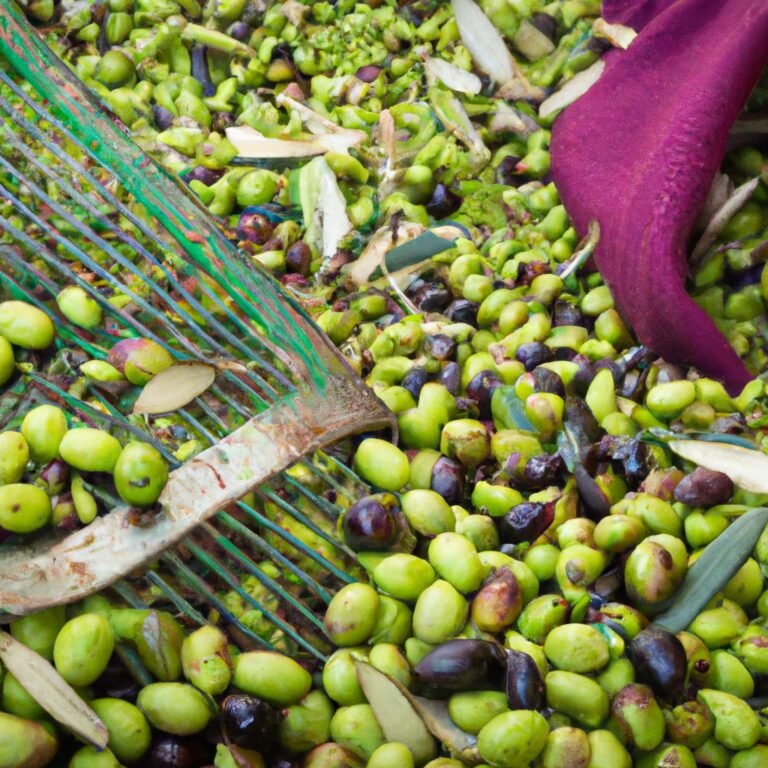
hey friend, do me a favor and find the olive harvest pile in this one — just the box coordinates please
[5,0,768,766]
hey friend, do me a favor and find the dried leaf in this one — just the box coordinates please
[513,19,556,60]
[275,94,367,148]
[653,506,768,632]
[0,630,109,748]
[690,176,760,266]
[695,173,734,233]
[451,0,542,100]
[424,58,482,94]
[346,222,426,287]
[134,363,216,414]
[592,18,638,49]
[225,127,326,159]
[539,60,606,119]
[669,439,768,493]
[489,102,539,136]
[355,660,437,764]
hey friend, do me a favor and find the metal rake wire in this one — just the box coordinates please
[0,2,393,661]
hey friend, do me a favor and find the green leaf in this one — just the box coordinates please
[491,385,534,431]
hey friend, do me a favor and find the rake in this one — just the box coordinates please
[0,0,394,663]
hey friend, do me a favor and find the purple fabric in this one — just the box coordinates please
[551,0,768,394]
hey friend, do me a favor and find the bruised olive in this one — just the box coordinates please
[430,456,465,505]
[533,368,565,397]
[236,212,274,244]
[146,735,212,768]
[498,501,554,544]
[515,342,554,371]
[414,639,506,696]
[627,627,687,702]
[505,648,545,710]
[221,694,281,751]
[408,281,452,312]
[530,12,558,41]
[673,468,734,507]
[425,183,462,218]
[466,370,502,420]
[340,494,399,552]
[522,454,565,489]
[425,334,456,361]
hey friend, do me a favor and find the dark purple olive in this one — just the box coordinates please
[495,155,523,186]
[425,183,462,218]
[438,362,461,395]
[553,300,584,327]
[522,453,565,489]
[530,12,558,41]
[498,501,555,544]
[236,213,274,244]
[182,165,225,187]
[414,639,506,696]
[425,333,456,361]
[673,468,734,506]
[517,261,549,285]
[533,367,565,397]
[340,493,400,551]
[618,440,654,487]
[152,105,175,131]
[39,459,69,495]
[590,567,625,603]
[146,735,212,768]
[285,241,312,277]
[627,627,687,702]
[356,64,383,82]
[221,694,281,751]
[505,648,544,710]
[445,299,478,326]
[564,397,603,447]
[466,370,502,420]
[571,360,597,396]
[430,455,464,505]
[728,262,764,289]
[190,45,215,96]
[401,366,430,399]
[229,21,251,41]
[407,280,452,312]
[515,342,554,371]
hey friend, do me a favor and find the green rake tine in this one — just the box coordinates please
[213,512,335,603]
[111,581,150,610]
[115,645,155,688]
[282,474,346,522]
[235,499,356,585]
[194,525,328,632]
[298,456,356,502]
[0,69,304,385]
[142,571,210,627]
[178,540,329,661]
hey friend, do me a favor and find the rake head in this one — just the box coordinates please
[0,0,393,659]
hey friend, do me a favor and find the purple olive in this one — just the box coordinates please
[424,334,456,361]
[445,299,478,326]
[425,183,462,218]
[532,367,565,397]
[236,212,274,244]
[505,649,544,710]
[414,639,506,696]
[515,342,554,371]
[430,455,465,505]
[229,21,251,41]
[407,279,452,312]
[498,501,554,544]
[401,366,430,399]
[221,694,281,751]
[182,165,225,187]
[553,300,584,327]
[673,468,734,506]
[627,627,687,702]
[438,362,461,395]
[152,105,175,131]
[340,493,400,551]
[466,370,502,420]
[530,12,558,41]
[356,64,383,82]
[522,453,565,489]
[285,241,312,276]
[146,735,212,768]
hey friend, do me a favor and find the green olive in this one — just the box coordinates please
[90,698,151,764]
[113,441,169,507]
[59,428,122,474]
[0,301,55,350]
[53,613,115,686]
[0,483,52,533]
[0,335,14,386]
[137,682,214,736]
[0,432,29,485]
[233,651,313,706]
[21,404,68,464]
[56,286,103,330]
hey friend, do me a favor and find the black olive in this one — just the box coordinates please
[430,455,465,505]
[466,370,502,420]
[425,183,462,218]
[505,649,544,710]
[340,494,400,551]
[627,627,687,702]
[221,694,281,752]
[498,501,555,544]
[414,639,506,696]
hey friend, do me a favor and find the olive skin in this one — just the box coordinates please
[221,694,281,751]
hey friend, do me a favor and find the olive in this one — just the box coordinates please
[627,627,687,702]
[340,494,400,552]
[424,334,456,361]
[401,366,430,399]
[466,371,502,420]
[285,242,312,277]
[553,300,585,327]
[522,454,565,490]
[182,165,224,187]
[530,12,558,42]
[498,501,555,544]
[152,105,175,131]
[445,299,479,326]
[414,639,507,696]
[356,64,383,82]
[407,280,451,312]
[146,735,212,768]
[438,362,461,395]
[221,694,281,751]
[515,342,554,371]
[430,455,465,505]
[236,212,274,244]
[425,183,462,218]
[533,368,565,397]
[505,648,545,710]
[673,468,734,506]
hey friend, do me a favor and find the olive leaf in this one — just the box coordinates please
[539,60,606,119]
[668,439,768,493]
[225,126,327,159]
[0,630,109,748]
[653,506,768,633]
[133,362,216,414]
[355,660,481,765]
